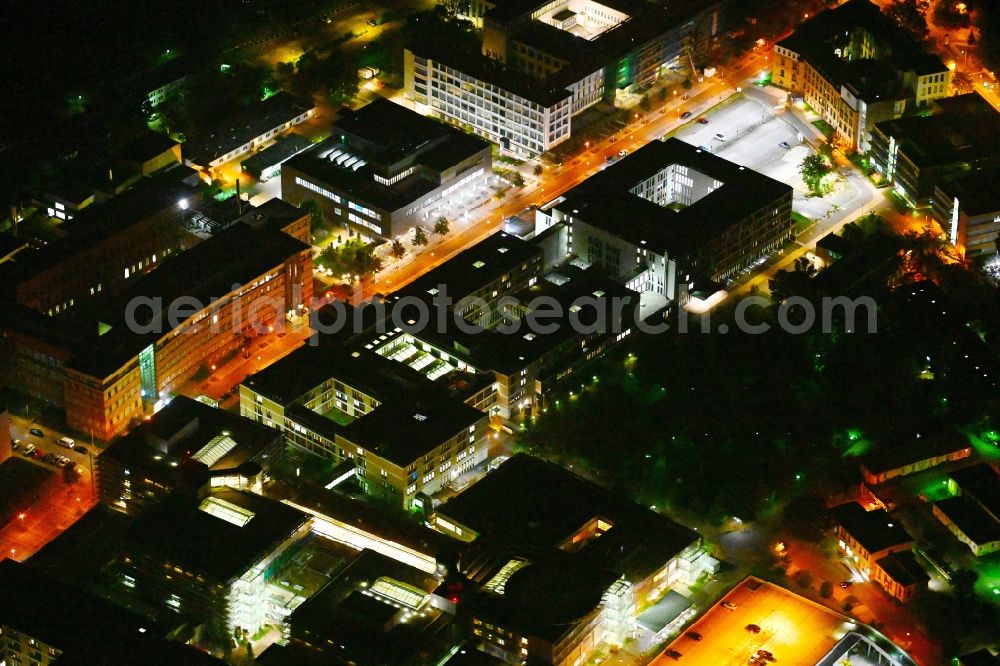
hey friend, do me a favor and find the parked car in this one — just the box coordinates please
[757,649,776,662]
[666,649,683,660]
[22,443,36,457]
[618,149,628,157]
[57,436,76,450]
[43,453,59,465]
[779,140,792,149]
[839,580,853,589]
[686,631,703,641]
[722,601,737,610]
[745,623,762,634]
[12,439,20,451]
[57,456,71,468]
[681,111,692,119]
[29,428,44,437]
[714,132,726,141]
[697,117,709,124]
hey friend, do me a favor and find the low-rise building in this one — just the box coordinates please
[832,502,927,602]
[240,132,313,181]
[772,0,950,152]
[932,463,1000,556]
[282,98,491,239]
[431,454,706,665]
[535,138,793,304]
[184,92,315,171]
[860,433,973,485]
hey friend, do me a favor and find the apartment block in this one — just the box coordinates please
[772,0,950,152]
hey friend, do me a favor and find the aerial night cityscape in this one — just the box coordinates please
[2,0,1000,664]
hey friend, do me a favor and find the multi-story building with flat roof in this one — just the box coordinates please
[535,138,793,303]
[431,454,706,665]
[1,218,312,441]
[282,98,491,239]
[869,92,1000,214]
[184,92,315,171]
[931,166,1000,257]
[240,344,492,509]
[772,0,950,152]
[404,0,720,156]
[117,487,312,635]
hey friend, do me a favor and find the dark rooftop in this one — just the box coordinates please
[125,488,309,583]
[409,42,575,108]
[240,133,313,176]
[873,93,1000,168]
[861,430,972,476]
[938,166,1000,216]
[831,502,913,554]
[67,221,309,378]
[958,650,1000,666]
[553,138,791,256]
[934,495,1000,546]
[435,454,699,583]
[288,549,444,666]
[342,395,486,467]
[391,230,542,305]
[230,196,309,235]
[284,100,489,217]
[0,559,221,665]
[185,92,314,166]
[874,550,929,588]
[778,0,946,81]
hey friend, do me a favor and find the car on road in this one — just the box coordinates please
[22,443,36,457]
[714,132,726,141]
[29,428,45,437]
[697,117,709,124]
[745,623,762,633]
[839,580,853,589]
[618,149,628,157]
[681,111,692,119]
[686,631,703,641]
[721,601,737,610]
[779,141,792,149]
[12,439,20,451]
[666,649,683,660]
[366,18,378,26]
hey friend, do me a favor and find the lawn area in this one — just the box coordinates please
[792,211,813,235]
[811,119,834,139]
[322,406,355,426]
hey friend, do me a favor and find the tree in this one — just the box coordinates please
[63,462,81,484]
[412,226,428,246]
[682,77,693,90]
[658,87,669,102]
[933,1,970,29]
[532,163,543,176]
[390,238,406,259]
[768,256,818,302]
[885,0,929,41]
[301,199,325,231]
[639,94,652,112]
[968,31,977,46]
[433,216,450,235]
[819,581,833,598]
[800,154,832,196]
[794,570,813,589]
[318,238,383,282]
[509,171,525,187]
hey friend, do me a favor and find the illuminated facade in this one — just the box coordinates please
[772,0,950,152]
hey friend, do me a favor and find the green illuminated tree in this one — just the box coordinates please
[800,153,832,196]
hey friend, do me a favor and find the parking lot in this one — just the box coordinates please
[669,93,866,225]
[650,578,853,666]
